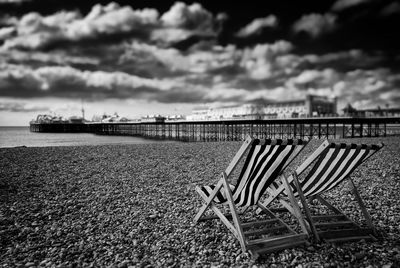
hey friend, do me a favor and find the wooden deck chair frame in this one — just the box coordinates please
[194,135,310,258]
[260,140,384,244]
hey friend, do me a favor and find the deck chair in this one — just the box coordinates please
[194,135,309,258]
[261,140,384,244]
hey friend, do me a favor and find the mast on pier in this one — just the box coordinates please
[81,99,85,120]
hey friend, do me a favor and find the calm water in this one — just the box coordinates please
[0,127,173,148]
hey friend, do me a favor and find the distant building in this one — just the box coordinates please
[165,115,185,122]
[362,107,400,117]
[101,115,119,122]
[98,113,132,123]
[33,114,69,124]
[69,116,85,124]
[141,115,166,123]
[305,95,337,117]
[343,105,400,117]
[186,94,337,121]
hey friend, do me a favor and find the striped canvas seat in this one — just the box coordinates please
[291,142,381,197]
[200,139,305,207]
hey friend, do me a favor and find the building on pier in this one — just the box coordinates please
[165,115,185,122]
[186,94,337,121]
[33,114,70,124]
[141,115,166,123]
[362,107,400,117]
[343,104,400,117]
[68,116,85,124]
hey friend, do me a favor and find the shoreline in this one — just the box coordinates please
[1,137,400,267]
[0,126,176,148]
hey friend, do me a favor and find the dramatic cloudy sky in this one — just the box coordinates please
[1,0,399,125]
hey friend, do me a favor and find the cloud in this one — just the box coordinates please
[150,27,216,46]
[204,86,304,103]
[277,50,389,88]
[119,41,240,77]
[0,64,180,99]
[343,69,387,94]
[118,41,188,76]
[1,4,398,112]
[2,2,223,51]
[152,2,221,46]
[380,2,400,16]
[0,27,15,40]
[240,40,294,80]
[334,69,393,108]
[67,3,159,39]
[331,0,373,11]
[0,0,30,3]
[292,13,337,38]
[1,60,398,110]
[0,15,18,26]
[188,45,239,73]
[300,49,383,70]
[0,101,48,112]
[379,90,400,105]
[235,15,278,38]
[288,68,340,88]
[169,40,295,83]
[0,49,99,68]
[208,67,400,108]
[125,40,297,86]
[275,65,400,110]
[161,2,213,30]
[290,68,398,109]
[0,40,300,105]
[2,3,160,50]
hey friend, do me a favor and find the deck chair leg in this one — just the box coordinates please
[194,180,224,223]
[281,175,309,235]
[195,184,240,238]
[208,203,239,236]
[221,172,247,253]
[349,178,377,235]
[292,173,320,241]
[277,198,296,216]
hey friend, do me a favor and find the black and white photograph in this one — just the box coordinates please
[1,0,400,266]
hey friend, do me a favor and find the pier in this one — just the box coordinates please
[30,117,400,142]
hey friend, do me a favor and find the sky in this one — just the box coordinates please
[0,0,399,125]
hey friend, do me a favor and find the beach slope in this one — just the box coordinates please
[1,138,400,267]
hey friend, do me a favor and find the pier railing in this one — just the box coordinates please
[30,117,400,141]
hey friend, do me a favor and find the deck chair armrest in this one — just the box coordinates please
[196,178,224,206]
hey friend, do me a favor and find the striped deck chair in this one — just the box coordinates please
[261,140,384,243]
[194,135,309,258]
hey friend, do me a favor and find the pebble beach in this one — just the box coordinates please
[1,137,400,267]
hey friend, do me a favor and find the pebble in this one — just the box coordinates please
[307,246,315,252]
[355,251,366,260]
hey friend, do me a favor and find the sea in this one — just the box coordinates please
[0,126,173,148]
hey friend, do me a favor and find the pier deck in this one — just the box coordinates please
[30,117,400,142]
